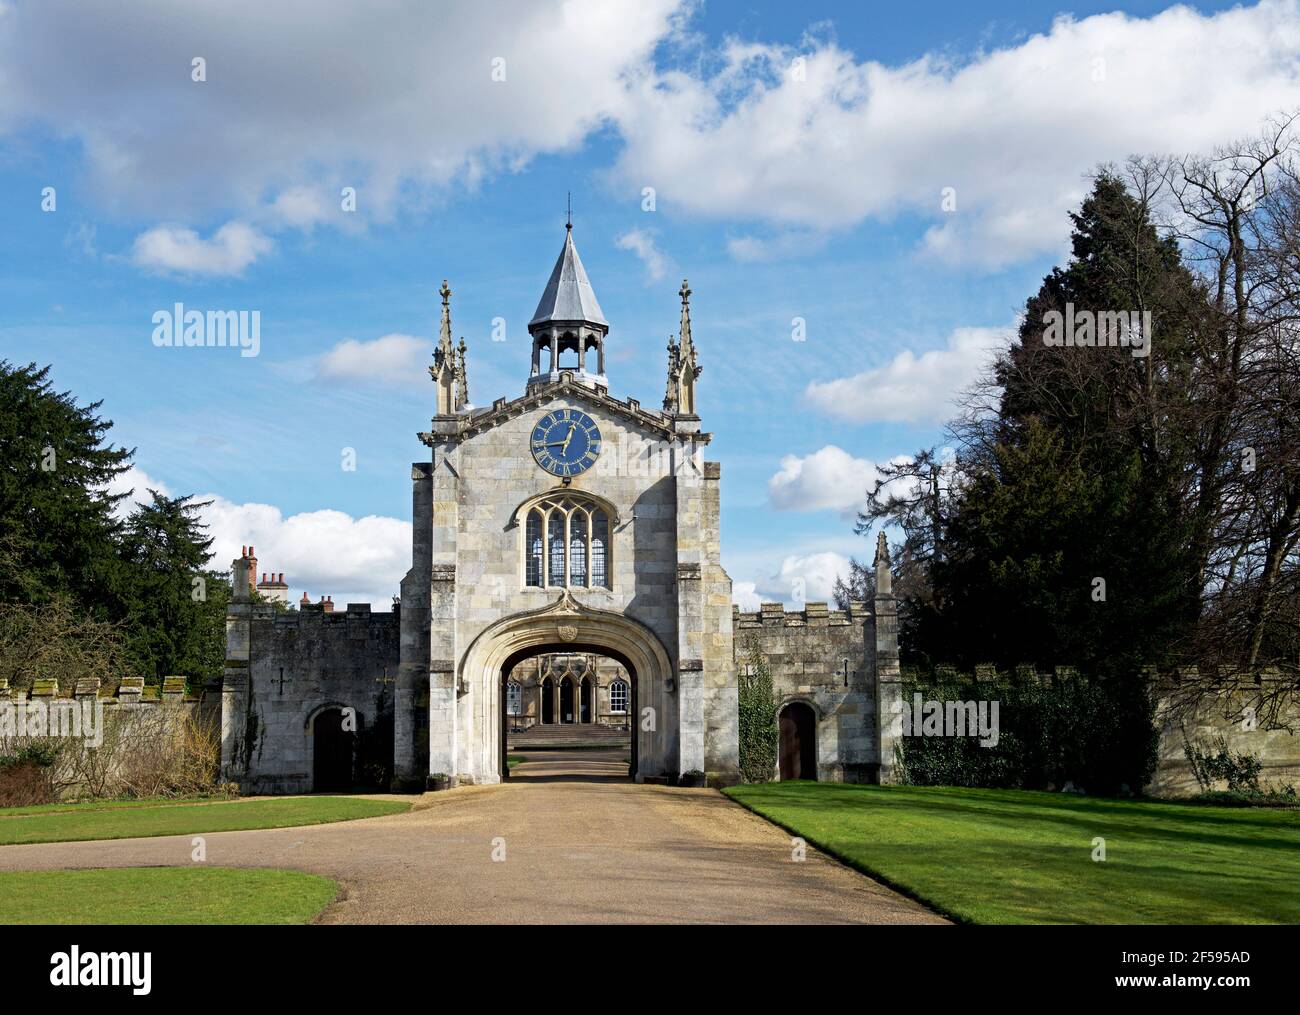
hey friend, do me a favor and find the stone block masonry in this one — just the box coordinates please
[222,556,400,794]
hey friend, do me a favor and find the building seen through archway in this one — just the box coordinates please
[505,652,633,770]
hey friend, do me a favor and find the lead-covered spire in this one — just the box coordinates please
[528,221,609,389]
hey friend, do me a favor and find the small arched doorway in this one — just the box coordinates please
[313,707,354,791]
[580,676,593,723]
[560,676,576,724]
[778,701,817,781]
[541,677,555,724]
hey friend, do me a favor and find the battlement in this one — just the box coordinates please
[0,675,218,714]
[731,601,871,629]
[255,602,400,629]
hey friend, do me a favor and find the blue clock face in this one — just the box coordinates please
[531,409,601,477]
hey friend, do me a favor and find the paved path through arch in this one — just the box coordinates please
[0,751,946,924]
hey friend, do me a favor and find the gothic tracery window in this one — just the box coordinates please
[523,495,612,590]
[506,681,523,716]
[610,678,629,714]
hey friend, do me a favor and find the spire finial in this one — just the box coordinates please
[431,279,465,414]
[566,192,572,231]
[873,530,891,567]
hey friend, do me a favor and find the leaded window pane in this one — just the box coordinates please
[569,511,588,586]
[526,510,544,587]
[591,509,609,588]
[547,512,566,586]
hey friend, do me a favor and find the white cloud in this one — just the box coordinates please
[726,230,825,263]
[266,185,332,230]
[740,551,853,608]
[615,227,669,281]
[611,1,1300,267]
[316,333,431,387]
[768,445,888,517]
[9,3,1299,271]
[130,220,272,276]
[201,497,409,609]
[0,0,681,221]
[106,465,170,518]
[107,464,409,607]
[805,325,1011,423]
[9,2,1300,270]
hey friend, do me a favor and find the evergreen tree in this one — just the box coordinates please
[117,491,227,681]
[0,362,133,609]
[916,174,1204,676]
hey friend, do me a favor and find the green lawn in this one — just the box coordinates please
[0,867,338,923]
[507,755,527,769]
[0,796,410,845]
[725,782,1300,924]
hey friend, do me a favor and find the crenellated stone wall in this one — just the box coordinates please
[732,600,878,782]
[221,558,400,795]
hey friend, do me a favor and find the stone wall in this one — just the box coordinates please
[222,562,400,794]
[1149,673,1300,796]
[0,676,219,799]
[732,601,877,782]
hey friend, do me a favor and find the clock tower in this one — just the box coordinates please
[391,222,740,789]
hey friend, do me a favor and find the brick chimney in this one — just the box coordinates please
[299,591,311,606]
[246,545,258,595]
[319,595,335,614]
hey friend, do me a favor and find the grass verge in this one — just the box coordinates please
[725,782,1300,924]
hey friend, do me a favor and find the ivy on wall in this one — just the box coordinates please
[738,637,779,783]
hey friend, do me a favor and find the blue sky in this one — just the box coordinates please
[1,0,1295,606]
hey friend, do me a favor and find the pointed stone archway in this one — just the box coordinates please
[455,590,675,784]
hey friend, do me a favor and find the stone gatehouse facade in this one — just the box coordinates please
[220,227,902,793]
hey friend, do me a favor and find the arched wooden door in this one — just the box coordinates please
[313,708,353,791]
[778,702,817,781]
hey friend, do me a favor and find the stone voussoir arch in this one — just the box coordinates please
[457,589,675,783]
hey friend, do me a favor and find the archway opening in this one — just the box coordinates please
[560,675,575,724]
[778,701,817,781]
[499,647,636,782]
[541,676,555,724]
[313,707,354,791]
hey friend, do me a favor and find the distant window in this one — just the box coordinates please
[506,681,523,716]
[610,678,629,714]
[522,495,612,590]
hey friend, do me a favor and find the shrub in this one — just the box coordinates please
[0,743,64,807]
[896,667,1158,795]
[1182,732,1264,794]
